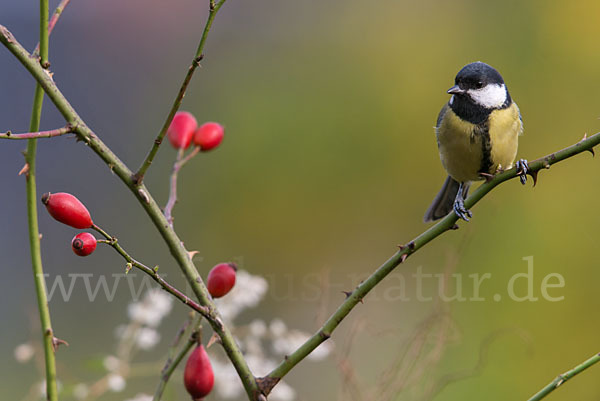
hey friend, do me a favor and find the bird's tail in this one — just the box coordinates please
[423,176,470,222]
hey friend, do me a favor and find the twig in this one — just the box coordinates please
[0,124,75,139]
[258,133,600,395]
[526,352,600,401]
[164,149,185,225]
[164,147,200,225]
[0,26,260,400]
[153,318,202,401]
[92,224,211,318]
[33,0,72,56]
[25,1,59,400]
[134,0,228,183]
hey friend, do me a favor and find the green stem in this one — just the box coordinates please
[134,0,228,183]
[26,1,58,400]
[0,25,259,400]
[259,134,600,394]
[527,352,600,401]
[33,0,71,56]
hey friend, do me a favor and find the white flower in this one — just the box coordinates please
[127,289,173,327]
[72,383,89,400]
[244,336,263,356]
[269,318,287,337]
[270,380,296,401]
[135,327,161,350]
[124,394,153,401]
[274,329,332,360]
[245,354,277,377]
[14,343,34,363]
[145,289,173,317]
[107,374,126,392]
[214,270,268,322]
[249,319,267,337]
[212,359,244,399]
[103,355,121,372]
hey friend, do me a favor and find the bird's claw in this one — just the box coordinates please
[515,159,529,185]
[479,172,494,183]
[453,197,472,222]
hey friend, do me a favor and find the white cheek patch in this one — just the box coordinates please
[467,84,507,108]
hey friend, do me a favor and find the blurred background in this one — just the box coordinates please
[1,0,600,400]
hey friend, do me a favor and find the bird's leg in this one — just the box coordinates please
[515,159,530,185]
[453,182,472,222]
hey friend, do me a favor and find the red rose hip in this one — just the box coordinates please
[71,233,97,257]
[41,192,93,229]
[184,345,214,400]
[167,111,197,149]
[193,122,224,151]
[206,263,237,298]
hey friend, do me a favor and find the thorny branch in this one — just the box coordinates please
[0,23,260,399]
[92,224,211,318]
[0,124,75,139]
[257,132,600,396]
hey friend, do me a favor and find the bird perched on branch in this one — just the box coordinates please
[424,61,529,222]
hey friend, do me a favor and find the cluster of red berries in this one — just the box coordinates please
[41,192,97,257]
[167,111,225,151]
[41,191,237,400]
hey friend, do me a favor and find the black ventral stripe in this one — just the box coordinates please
[474,121,493,174]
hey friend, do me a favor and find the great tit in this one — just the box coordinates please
[424,62,529,222]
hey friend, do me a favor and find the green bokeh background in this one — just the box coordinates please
[1,0,599,400]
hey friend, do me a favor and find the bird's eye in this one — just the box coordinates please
[475,81,484,89]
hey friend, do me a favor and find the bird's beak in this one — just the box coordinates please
[447,85,465,95]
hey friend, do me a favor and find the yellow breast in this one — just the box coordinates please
[436,103,522,182]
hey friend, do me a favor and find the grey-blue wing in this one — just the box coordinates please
[436,103,450,128]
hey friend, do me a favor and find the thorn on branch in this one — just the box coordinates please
[51,336,69,352]
[18,163,30,176]
[398,241,415,251]
[342,290,363,303]
[319,330,331,340]
[206,333,220,348]
[530,170,539,187]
